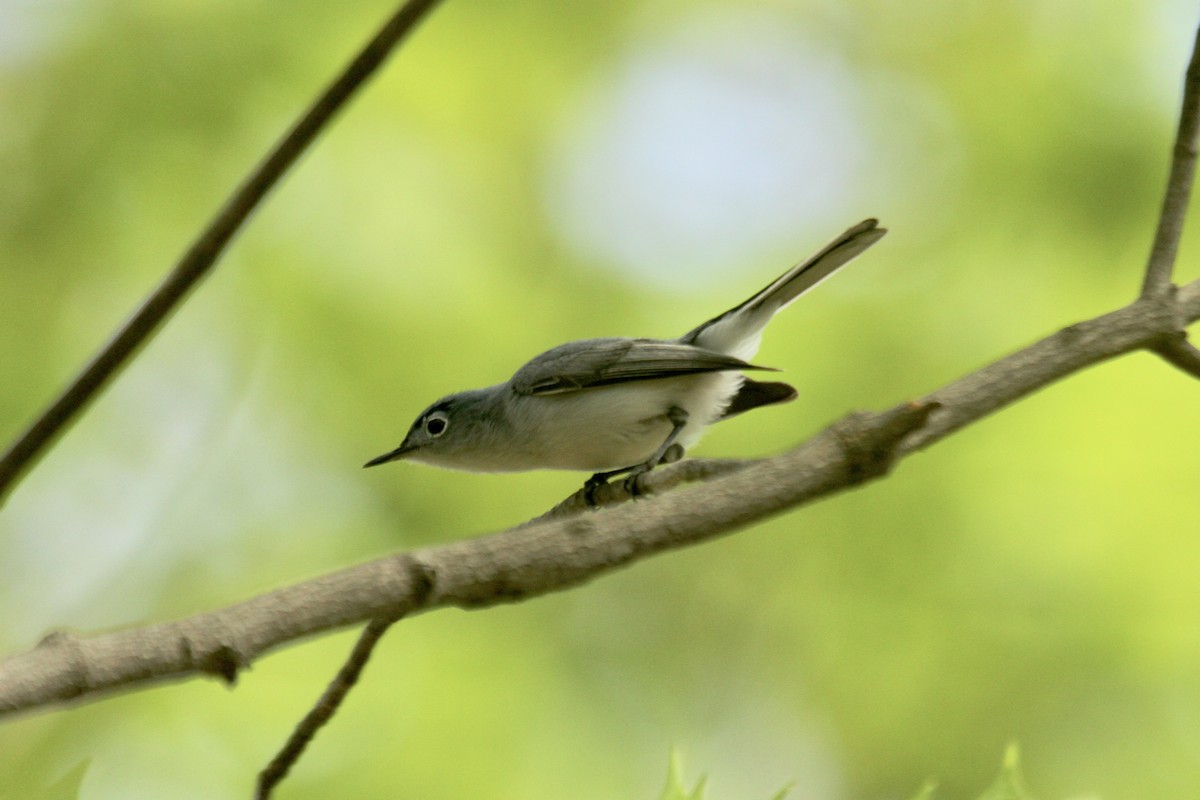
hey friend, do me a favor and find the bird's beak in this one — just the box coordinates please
[363,443,415,468]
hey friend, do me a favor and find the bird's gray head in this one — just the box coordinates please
[364,387,509,472]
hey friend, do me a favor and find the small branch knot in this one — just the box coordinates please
[203,645,243,686]
[35,630,89,698]
[829,411,882,484]
[832,401,940,483]
[36,629,75,649]
[406,556,437,608]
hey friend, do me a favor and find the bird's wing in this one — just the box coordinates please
[510,338,775,396]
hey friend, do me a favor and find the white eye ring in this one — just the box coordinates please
[425,412,449,437]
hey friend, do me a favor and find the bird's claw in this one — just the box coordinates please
[660,443,684,465]
[622,466,652,498]
[583,443,685,507]
[582,474,608,507]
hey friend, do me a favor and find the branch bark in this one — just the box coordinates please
[3,274,1199,719]
[1154,334,1200,379]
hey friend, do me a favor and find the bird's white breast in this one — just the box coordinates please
[503,372,742,472]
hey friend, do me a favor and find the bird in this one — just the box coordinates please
[365,218,886,500]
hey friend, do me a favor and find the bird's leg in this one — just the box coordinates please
[623,406,689,497]
[581,407,690,505]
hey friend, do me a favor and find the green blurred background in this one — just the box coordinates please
[2,0,1200,797]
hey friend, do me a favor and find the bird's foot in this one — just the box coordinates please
[583,472,615,507]
[660,443,685,465]
[621,443,685,497]
[582,442,687,506]
[621,465,652,498]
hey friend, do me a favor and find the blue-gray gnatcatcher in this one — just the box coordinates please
[366,218,886,498]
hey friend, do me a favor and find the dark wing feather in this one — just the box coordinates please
[510,337,775,396]
[718,379,797,419]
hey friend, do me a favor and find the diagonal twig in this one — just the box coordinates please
[1141,25,1200,297]
[256,616,401,800]
[1154,335,1200,380]
[0,0,445,507]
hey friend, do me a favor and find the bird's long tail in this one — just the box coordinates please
[681,218,887,359]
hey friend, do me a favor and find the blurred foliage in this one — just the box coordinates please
[657,745,1038,800]
[2,0,1200,798]
[974,745,1035,800]
[659,752,714,800]
[659,751,791,800]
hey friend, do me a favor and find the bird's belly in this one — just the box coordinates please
[509,373,741,472]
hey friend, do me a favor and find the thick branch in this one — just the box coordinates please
[0,0,445,507]
[900,290,1195,452]
[2,278,1199,719]
[0,401,932,717]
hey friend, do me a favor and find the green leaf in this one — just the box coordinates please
[908,779,939,800]
[976,743,1035,800]
[767,783,794,800]
[656,752,793,800]
[659,751,707,800]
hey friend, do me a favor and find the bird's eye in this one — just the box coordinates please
[425,413,448,437]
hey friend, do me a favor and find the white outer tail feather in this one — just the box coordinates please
[686,218,887,361]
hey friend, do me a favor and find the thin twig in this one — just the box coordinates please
[1154,335,1200,380]
[1142,25,1200,296]
[0,0,445,507]
[256,616,399,800]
